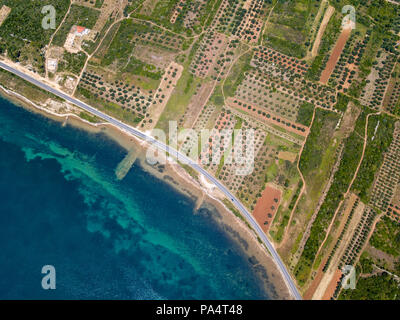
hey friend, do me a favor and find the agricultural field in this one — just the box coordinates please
[79,68,153,118]
[351,114,396,203]
[359,51,397,110]
[232,71,310,125]
[383,63,400,116]
[251,46,309,79]
[263,0,322,58]
[328,30,370,92]
[294,106,367,286]
[189,30,228,78]
[215,0,271,42]
[130,0,221,35]
[100,19,187,71]
[370,122,400,214]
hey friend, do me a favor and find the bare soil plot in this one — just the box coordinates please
[0,5,11,27]
[278,151,297,163]
[133,44,177,69]
[180,82,214,129]
[303,257,328,300]
[252,184,282,233]
[321,269,342,300]
[199,109,237,174]
[319,27,352,84]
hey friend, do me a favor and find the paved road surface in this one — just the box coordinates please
[0,61,302,300]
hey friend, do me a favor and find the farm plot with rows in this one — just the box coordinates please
[237,132,300,213]
[227,97,309,136]
[199,108,238,174]
[77,69,151,123]
[328,30,370,93]
[190,31,228,78]
[243,71,337,110]
[169,0,212,31]
[252,184,282,234]
[233,71,308,123]
[179,104,219,157]
[360,50,396,110]
[216,121,267,194]
[215,0,270,43]
[383,63,400,117]
[338,206,377,270]
[251,47,309,79]
[131,0,220,35]
[370,122,400,214]
[140,62,184,130]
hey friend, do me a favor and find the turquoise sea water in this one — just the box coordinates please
[0,96,272,299]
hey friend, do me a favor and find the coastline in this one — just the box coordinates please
[0,86,292,300]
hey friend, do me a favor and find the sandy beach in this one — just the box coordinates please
[0,86,292,300]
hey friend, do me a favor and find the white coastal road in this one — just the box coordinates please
[0,61,302,300]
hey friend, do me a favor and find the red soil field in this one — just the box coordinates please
[320,27,351,84]
[322,269,342,300]
[252,184,282,233]
[303,257,328,300]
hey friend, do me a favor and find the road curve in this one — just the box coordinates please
[0,61,302,300]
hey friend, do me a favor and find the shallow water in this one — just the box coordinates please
[0,97,271,299]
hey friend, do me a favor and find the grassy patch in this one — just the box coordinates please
[339,272,400,300]
[295,109,367,284]
[296,102,314,127]
[352,114,396,202]
[370,216,400,257]
[77,86,143,126]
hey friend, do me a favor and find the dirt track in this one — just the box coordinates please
[311,5,335,58]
